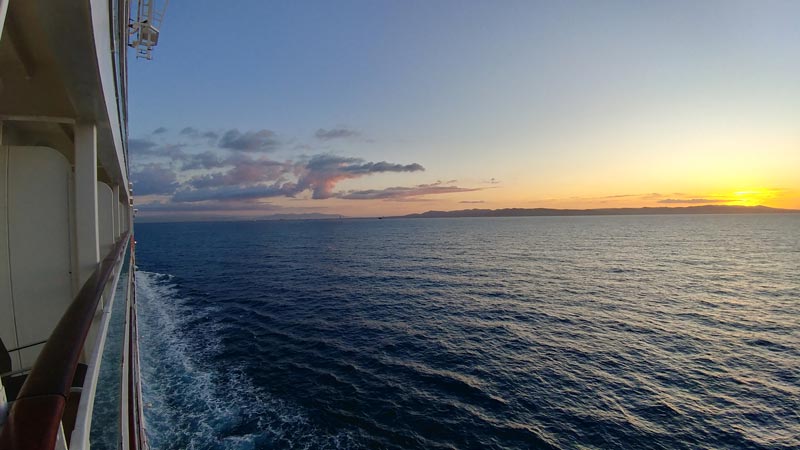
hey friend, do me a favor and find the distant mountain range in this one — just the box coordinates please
[395,205,797,219]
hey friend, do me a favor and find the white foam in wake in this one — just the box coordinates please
[135,270,360,450]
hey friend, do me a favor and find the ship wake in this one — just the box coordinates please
[135,270,361,450]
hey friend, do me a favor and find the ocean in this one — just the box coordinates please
[133,215,799,450]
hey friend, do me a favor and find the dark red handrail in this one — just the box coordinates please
[0,234,130,450]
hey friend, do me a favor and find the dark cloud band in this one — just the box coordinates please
[128,126,478,209]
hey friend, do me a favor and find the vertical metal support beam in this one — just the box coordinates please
[0,0,9,42]
[0,380,6,428]
[127,184,133,234]
[112,184,121,238]
[0,120,21,371]
[75,123,100,287]
[54,425,68,450]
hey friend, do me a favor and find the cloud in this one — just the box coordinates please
[129,138,158,152]
[131,164,180,195]
[460,200,485,204]
[138,200,280,212]
[175,127,220,143]
[657,198,728,204]
[173,182,297,203]
[297,154,424,199]
[130,141,188,162]
[219,129,280,152]
[170,154,425,202]
[180,126,200,138]
[337,182,479,200]
[315,128,360,140]
[126,127,459,211]
[180,151,226,170]
[604,194,640,199]
[158,143,189,159]
[187,156,291,188]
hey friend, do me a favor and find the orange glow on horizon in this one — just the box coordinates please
[728,189,782,207]
[135,185,799,221]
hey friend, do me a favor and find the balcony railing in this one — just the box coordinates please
[0,234,130,450]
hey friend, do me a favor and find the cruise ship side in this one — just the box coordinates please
[0,1,151,449]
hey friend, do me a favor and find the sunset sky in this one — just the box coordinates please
[129,0,800,220]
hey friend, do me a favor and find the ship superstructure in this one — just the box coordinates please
[0,0,159,449]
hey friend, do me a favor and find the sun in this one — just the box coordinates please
[730,189,781,206]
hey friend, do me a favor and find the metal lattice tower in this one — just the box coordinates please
[129,0,169,60]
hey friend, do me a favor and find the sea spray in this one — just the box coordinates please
[136,271,361,450]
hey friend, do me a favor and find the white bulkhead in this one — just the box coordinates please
[0,146,75,370]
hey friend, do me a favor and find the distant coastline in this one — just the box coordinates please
[136,213,343,223]
[136,205,799,223]
[393,205,798,219]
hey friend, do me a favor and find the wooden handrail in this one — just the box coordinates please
[0,234,130,450]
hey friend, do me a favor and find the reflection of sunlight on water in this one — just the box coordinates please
[132,215,800,450]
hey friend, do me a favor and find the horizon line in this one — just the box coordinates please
[134,204,800,224]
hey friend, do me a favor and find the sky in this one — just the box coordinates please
[128,0,800,220]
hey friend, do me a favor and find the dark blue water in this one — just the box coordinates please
[134,215,800,450]
[91,247,131,450]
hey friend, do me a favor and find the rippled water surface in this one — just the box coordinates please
[135,215,800,449]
